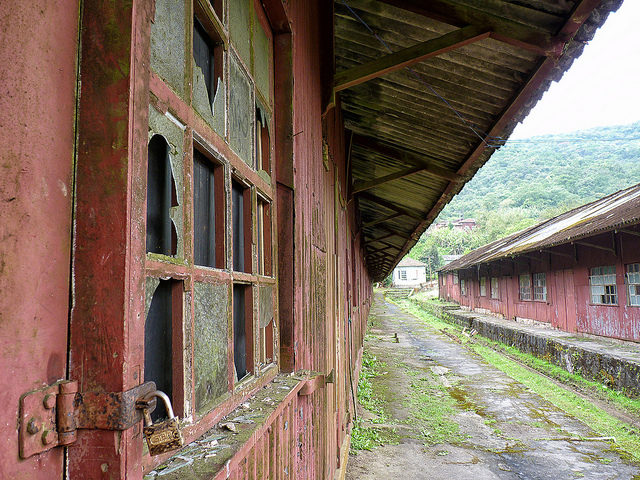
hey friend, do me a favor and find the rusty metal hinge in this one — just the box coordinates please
[19,380,157,458]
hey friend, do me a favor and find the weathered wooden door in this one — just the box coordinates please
[554,271,568,331]
[563,269,578,332]
[0,2,79,479]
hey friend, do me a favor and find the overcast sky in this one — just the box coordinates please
[509,0,640,139]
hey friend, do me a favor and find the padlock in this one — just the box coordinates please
[140,390,184,456]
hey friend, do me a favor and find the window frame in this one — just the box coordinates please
[589,265,618,306]
[519,273,532,301]
[490,277,499,299]
[479,277,487,297]
[193,148,226,269]
[460,278,466,296]
[532,272,547,302]
[193,8,224,115]
[626,263,640,306]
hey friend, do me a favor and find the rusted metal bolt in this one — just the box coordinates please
[43,394,56,409]
[26,418,40,435]
[42,430,55,445]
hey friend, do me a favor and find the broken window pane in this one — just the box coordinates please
[146,135,177,255]
[145,279,179,420]
[233,284,251,381]
[193,17,216,107]
[193,150,217,268]
[232,181,250,272]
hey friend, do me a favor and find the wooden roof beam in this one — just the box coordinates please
[376,0,567,57]
[353,166,425,194]
[362,212,402,228]
[357,191,426,221]
[334,25,490,92]
[363,230,401,245]
[366,245,397,257]
[352,134,461,183]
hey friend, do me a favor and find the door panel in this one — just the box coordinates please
[0,2,79,478]
[564,269,577,332]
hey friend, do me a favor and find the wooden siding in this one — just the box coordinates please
[440,230,640,342]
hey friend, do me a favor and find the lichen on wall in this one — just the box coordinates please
[192,64,226,137]
[194,281,229,414]
[148,105,185,258]
[150,0,186,97]
[228,55,254,166]
[229,0,251,67]
[252,13,270,104]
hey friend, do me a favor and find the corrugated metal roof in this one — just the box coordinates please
[334,0,623,281]
[441,183,640,272]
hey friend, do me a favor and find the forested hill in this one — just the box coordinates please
[437,121,640,222]
[406,122,640,276]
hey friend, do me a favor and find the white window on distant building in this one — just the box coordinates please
[490,277,499,299]
[479,277,487,296]
[399,269,407,281]
[589,265,617,305]
[626,263,640,306]
[533,273,547,301]
[460,278,466,296]
[519,274,531,301]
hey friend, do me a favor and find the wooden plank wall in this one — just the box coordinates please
[439,232,640,341]
[220,2,372,478]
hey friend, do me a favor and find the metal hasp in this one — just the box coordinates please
[19,380,157,458]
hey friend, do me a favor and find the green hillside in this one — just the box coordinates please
[408,121,640,275]
[439,121,640,221]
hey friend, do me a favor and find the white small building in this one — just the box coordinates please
[392,257,427,287]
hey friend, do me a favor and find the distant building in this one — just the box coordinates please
[393,257,427,287]
[452,218,477,231]
[439,184,640,342]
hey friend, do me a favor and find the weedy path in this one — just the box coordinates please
[346,292,640,480]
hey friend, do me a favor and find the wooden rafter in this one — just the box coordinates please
[352,134,461,183]
[376,0,566,57]
[353,166,425,194]
[363,230,400,245]
[362,212,402,228]
[357,191,425,221]
[334,25,490,92]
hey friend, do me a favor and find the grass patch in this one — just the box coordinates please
[357,351,387,418]
[351,418,384,451]
[474,336,640,418]
[351,349,399,451]
[395,297,640,462]
[406,375,466,445]
[469,343,640,462]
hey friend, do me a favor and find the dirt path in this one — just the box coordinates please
[346,292,640,480]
